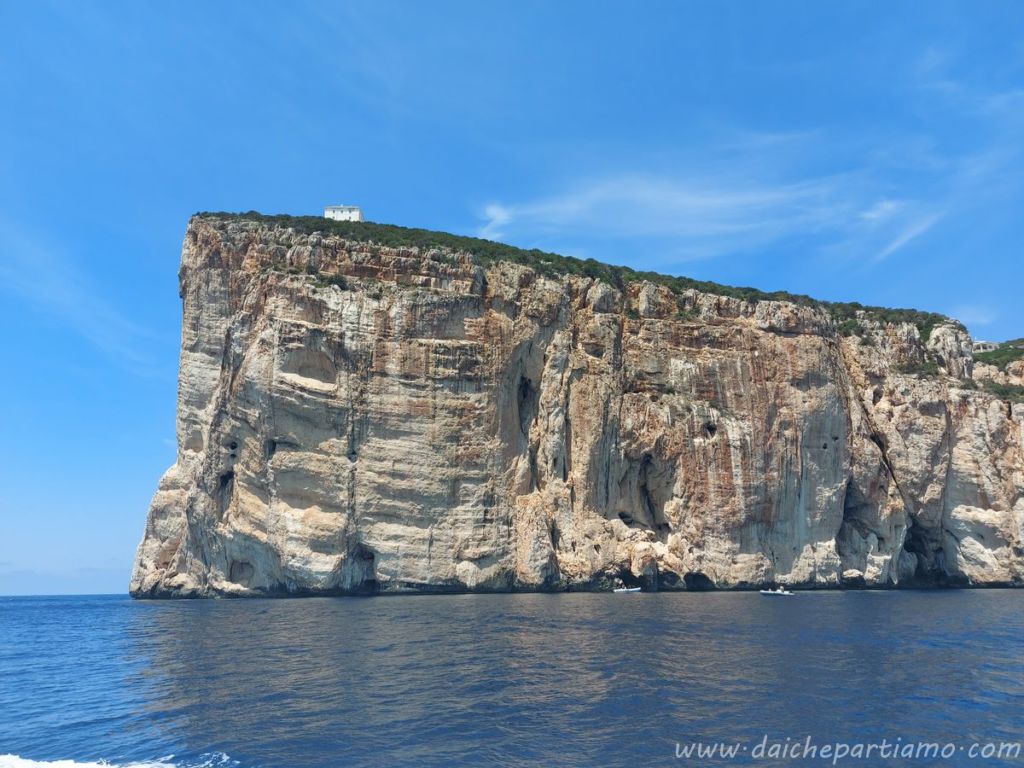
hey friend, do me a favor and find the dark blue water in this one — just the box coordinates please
[2,592,1023,767]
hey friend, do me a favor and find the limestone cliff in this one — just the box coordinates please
[130,214,1024,597]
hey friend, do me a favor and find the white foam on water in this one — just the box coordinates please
[0,756,234,768]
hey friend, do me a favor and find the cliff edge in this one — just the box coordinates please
[130,213,1024,597]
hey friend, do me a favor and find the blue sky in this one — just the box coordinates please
[1,1,1022,594]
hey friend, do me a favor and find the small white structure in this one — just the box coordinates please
[974,341,1001,353]
[324,205,363,222]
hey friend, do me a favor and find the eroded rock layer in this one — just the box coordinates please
[130,216,1024,596]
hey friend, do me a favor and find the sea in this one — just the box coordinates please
[1,591,1023,767]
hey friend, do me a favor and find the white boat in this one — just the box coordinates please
[613,587,642,593]
[759,587,794,596]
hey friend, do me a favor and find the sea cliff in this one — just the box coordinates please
[130,214,1024,597]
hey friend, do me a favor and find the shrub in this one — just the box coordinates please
[835,317,862,337]
[898,359,941,377]
[315,273,348,290]
[982,382,1024,403]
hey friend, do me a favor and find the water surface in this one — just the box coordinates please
[1,591,1022,766]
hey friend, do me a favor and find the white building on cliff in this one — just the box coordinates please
[324,205,363,222]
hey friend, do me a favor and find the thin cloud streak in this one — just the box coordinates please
[476,48,1024,274]
[478,171,941,264]
[872,212,944,263]
[479,173,857,251]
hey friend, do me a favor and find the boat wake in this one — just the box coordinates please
[0,755,235,768]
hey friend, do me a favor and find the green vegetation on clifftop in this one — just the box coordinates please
[199,211,957,340]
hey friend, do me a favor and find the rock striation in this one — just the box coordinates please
[130,215,1024,597]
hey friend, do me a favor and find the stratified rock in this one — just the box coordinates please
[130,215,1024,597]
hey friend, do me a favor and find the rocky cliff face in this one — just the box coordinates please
[130,215,1024,597]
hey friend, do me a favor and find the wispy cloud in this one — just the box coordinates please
[475,46,1024,275]
[871,212,944,264]
[912,45,963,98]
[852,198,945,264]
[481,173,851,240]
[478,170,943,265]
[0,219,160,375]
[478,173,852,258]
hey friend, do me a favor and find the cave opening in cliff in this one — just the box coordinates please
[228,560,254,586]
[517,375,538,437]
[684,572,714,590]
[353,544,380,594]
[638,454,672,535]
[836,479,876,561]
[903,518,927,557]
[703,421,718,438]
[658,570,681,588]
[217,471,234,516]
[842,480,870,518]
[612,568,644,590]
[639,456,658,522]
[902,516,944,584]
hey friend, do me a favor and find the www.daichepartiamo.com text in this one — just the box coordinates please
[675,736,1022,763]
